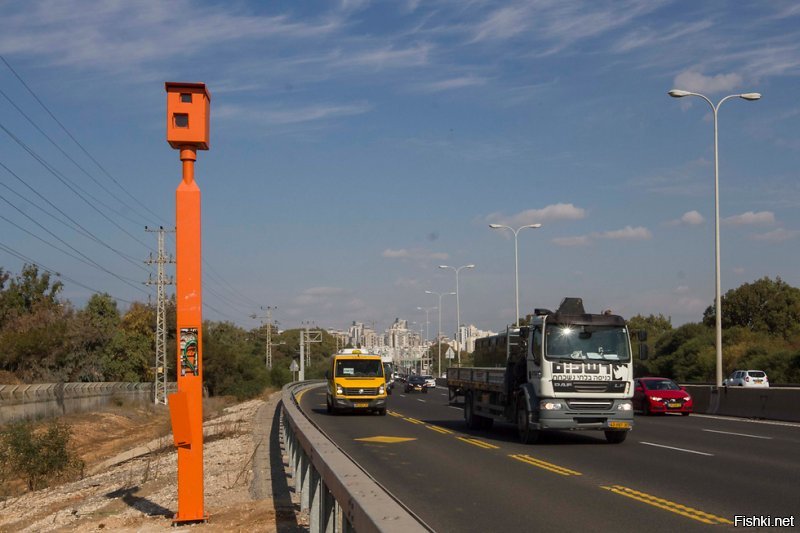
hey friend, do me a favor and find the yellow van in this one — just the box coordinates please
[326,349,388,415]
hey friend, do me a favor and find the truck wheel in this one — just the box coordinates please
[464,392,478,429]
[517,397,540,444]
[605,431,627,444]
[479,416,494,430]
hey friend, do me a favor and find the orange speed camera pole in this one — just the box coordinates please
[165,81,210,523]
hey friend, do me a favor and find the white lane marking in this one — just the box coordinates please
[417,398,426,403]
[702,429,772,440]
[690,413,800,428]
[640,441,713,456]
[448,406,462,411]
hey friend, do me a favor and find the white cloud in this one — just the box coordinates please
[334,44,431,70]
[681,210,705,225]
[472,6,529,42]
[723,211,776,226]
[750,228,800,242]
[216,102,372,125]
[598,226,652,240]
[382,248,449,261]
[487,203,587,228]
[412,76,488,93]
[552,236,591,247]
[672,70,743,94]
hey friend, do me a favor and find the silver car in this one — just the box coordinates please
[422,375,436,388]
[723,370,769,388]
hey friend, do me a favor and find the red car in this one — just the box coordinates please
[633,377,693,416]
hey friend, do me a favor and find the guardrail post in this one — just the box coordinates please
[319,480,336,533]
[299,451,310,511]
[309,467,321,531]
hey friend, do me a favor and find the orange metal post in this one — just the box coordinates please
[172,146,207,523]
[165,81,210,524]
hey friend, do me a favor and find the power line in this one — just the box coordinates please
[0,86,151,228]
[0,54,169,227]
[0,120,155,252]
[0,241,137,305]
[0,160,149,270]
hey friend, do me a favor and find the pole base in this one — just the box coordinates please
[172,512,209,525]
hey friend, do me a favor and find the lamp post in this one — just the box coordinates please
[668,89,761,388]
[416,306,437,343]
[489,223,542,326]
[425,290,455,377]
[439,264,475,365]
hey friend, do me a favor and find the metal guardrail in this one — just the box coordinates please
[280,381,430,532]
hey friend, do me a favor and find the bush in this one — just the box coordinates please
[0,420,84,491]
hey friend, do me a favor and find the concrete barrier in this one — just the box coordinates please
[683,385,800,422]
[0,382,164,425]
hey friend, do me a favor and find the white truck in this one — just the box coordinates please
[447,298,646,444]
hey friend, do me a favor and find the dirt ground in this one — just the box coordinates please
[0,393,306,532]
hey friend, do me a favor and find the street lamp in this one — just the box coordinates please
[489,223,542,326]
[425,290,455,377]
[668,89,761,388]
[416,306,437,343]
[439,264,475,365]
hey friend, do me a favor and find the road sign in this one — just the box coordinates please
[289,360,299,372]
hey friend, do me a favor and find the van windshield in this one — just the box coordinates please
[545,325,631,362]
[335,359,383,378]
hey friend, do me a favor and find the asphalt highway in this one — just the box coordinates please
[297,384,800,532]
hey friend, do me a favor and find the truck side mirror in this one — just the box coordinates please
[325,370,330,379]
[639,343,649,361]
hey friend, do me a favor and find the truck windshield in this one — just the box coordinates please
[544,325,631,362]
[335,359,383,378]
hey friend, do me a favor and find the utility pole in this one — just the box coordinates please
[251,306,277,369]
[145,226,175,405]
[302,321,322,367]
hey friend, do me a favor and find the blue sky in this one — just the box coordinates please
[1,1,799,337]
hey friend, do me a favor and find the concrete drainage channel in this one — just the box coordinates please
[280,381,431,532]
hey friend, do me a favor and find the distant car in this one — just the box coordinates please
[633,377,693,416]
[723,370,769,388]
[405,375,428,393]
[422,375,436,388]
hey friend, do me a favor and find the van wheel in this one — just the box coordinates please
[517,397,539,444]
[326,396,332,414]
[378,408,386,416]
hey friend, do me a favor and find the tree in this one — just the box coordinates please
[0,265,63,330]
[703,276,800,339]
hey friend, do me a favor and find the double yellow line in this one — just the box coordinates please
[601,485,732,525]
[509,454,582,476]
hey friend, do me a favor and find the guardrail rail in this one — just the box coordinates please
[280,381,429,532]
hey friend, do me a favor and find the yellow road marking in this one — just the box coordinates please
[457,437,499,449]
[294,388,309,404]
[426,425,453,435]
[354,436,417,444]
[509,454,582,476]
[404,417,425,425]
[601,485,732,525]
[387,411,404,418]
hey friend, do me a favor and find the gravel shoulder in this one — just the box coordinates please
[0,392,306,532]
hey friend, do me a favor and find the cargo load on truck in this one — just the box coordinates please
[447,297,646,444]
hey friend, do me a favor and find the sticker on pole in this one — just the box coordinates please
[180,327,199,377]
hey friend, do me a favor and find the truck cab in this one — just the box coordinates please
[326,349,388,415]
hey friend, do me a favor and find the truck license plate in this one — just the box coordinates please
[354,402,368,408]
[609,421,630,429]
